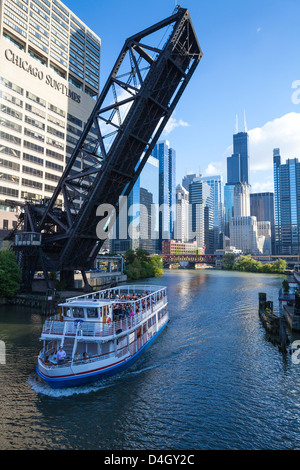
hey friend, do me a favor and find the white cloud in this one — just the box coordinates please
[163,116,189,135]
[250,180,274,193]
[248,112,300,172]
[218,112,300,191]
[204,161,225,177]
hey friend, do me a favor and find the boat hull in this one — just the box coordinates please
[36,319,169,389]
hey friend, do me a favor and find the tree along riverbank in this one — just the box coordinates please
[0,250,21,299]
[222,253,287,274]
[123,249,163,280]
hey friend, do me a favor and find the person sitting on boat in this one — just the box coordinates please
[49,350,57,363]
[83,352,89,361]
[56,346,66,363]
[75,352,80,361]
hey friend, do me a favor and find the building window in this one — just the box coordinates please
[48,103,65,118]
[3,30,25,50]
[26,91,46,107]
[0,186,19,197]
[22,178,42,190]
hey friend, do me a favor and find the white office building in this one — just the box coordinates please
[175,183,189,242]
[0,0,101,229]
[230,216,259,255]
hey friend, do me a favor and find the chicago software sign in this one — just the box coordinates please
[4,49,81,103]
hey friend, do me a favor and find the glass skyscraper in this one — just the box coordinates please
[189,178,213,253]
[273,148,300,255]
[152,140,176,250]
[199,175,224,250]
[227,131,249,186]
[224,184,235,237]
[233,132,249,184]
[227,154,241,185]
[111,155,159,254]
[250,192,275,254]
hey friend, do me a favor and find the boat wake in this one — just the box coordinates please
[27,372,118,397]
[28,360,164,397]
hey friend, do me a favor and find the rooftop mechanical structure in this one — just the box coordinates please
[8,7,203,292]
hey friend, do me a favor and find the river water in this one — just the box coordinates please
[0,269,300,450]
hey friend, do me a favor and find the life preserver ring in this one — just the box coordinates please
[107,317,111,324]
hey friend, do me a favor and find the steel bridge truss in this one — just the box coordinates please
[14,7,202,291]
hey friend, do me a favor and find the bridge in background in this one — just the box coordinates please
[163,254,219,265]
[252,255,300,267]
[163,253,300,267]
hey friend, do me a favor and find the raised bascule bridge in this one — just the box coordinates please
[7,7,203,293]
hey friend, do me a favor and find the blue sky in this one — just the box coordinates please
[63,0,300,191]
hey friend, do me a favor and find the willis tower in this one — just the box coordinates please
[227,113,249,185]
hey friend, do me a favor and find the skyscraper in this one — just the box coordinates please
[273,149,300,255]
[250,192,275,254]
[152,140,176,249]
[234,183,250,217]
[111,155,159,254]
[227,154,241,185]
[233,131,249,184]
[227,118,250,186]
[0,0,101,229]
[175,184,189,243]
[182,172,199,191]
[189,178,213,253]
[168,146,176,239]
[224,184,235,237]
[199,175,224,250]
[230,216,259,255]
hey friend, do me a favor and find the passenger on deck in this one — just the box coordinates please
[83,352,89,361]
[49,350,57,363]
[75,352,80,361]
[56,346,66,363]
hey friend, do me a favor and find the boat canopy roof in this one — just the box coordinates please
[60,284,167,307]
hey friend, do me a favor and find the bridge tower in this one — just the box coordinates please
[9,7,203,292]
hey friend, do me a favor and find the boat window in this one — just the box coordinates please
[63,307,72,317]
[73,307,84,318]
[99,307,102,318]
[87,307,98,318]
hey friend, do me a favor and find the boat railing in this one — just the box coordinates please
[65,284,167,303]
[42,297,167,339]
[39,329,155,369]
[39,307,169,370]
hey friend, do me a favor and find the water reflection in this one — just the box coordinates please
[1,270,300,449]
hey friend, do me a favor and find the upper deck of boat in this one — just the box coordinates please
[44,284,167,327]
[62,284,166,305]
[40,284,168,341]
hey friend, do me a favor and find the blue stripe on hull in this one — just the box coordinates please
[36,319,169,389]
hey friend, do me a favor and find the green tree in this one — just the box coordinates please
[271,259,287,273]
[261,263,273,273]
[124,249,163,280]
[149,255,164,277]
[0,250,21,298]
[222,253,236,270]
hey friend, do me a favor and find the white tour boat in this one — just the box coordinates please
[36,284,168,389]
